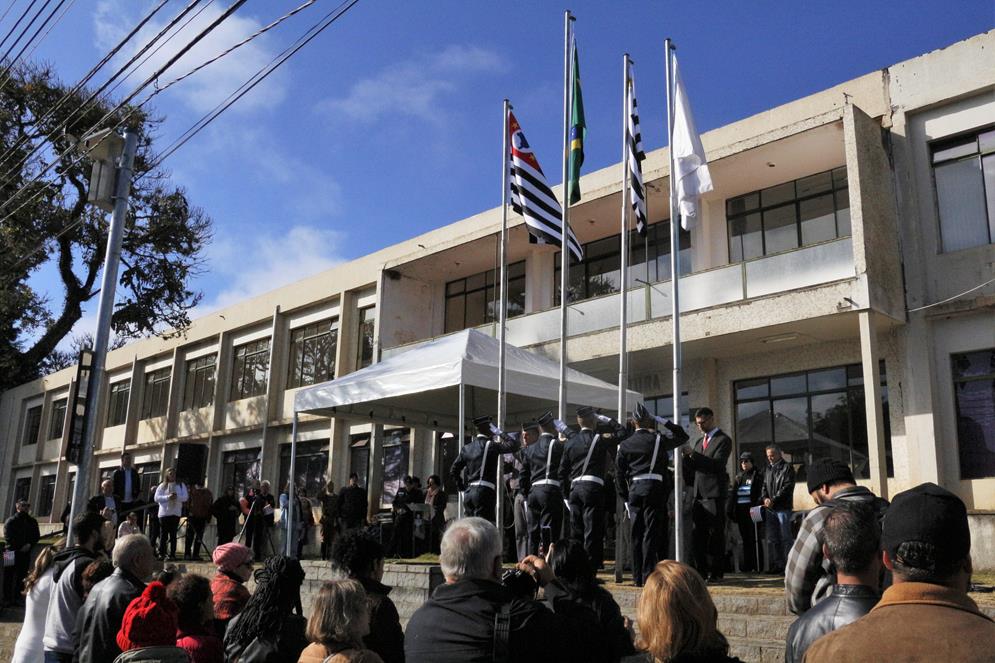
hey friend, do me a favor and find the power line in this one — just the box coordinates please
[0,0,38,54]
[0,0,52,67]
[907,275,995,313]
[0,0,73,93]
[0,0,23,30]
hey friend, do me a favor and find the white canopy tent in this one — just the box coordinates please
[284,329,643,555]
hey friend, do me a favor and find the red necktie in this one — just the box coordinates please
[703,433,710,450]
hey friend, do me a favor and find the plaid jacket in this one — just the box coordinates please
[784,485,887,615]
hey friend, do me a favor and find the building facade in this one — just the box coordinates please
[2,32,994,565]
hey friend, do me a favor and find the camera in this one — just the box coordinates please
[501,568,538,599]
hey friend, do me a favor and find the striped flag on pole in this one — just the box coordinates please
[626,61,647,236]
[508,110,583,261]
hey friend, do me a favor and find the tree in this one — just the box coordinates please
[0,63,211,393]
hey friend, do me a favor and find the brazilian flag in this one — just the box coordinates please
[567,37,585,205]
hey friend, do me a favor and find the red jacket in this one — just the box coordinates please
[211,571,250,621]
[177,625,224,663]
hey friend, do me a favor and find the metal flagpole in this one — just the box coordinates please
[617,54,631,423]
[66,131,138,545]
[286,411,299,557]
[665,38,686,564]
[557,10,574,421]
[457,381,465,518]
[496,98,511,549]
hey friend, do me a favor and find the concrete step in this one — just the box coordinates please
[727,635,788,663]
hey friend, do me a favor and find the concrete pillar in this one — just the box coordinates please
[124,358,142,450]
[900,320,942,485]
[164,348,183,440]
[859,310,889,499]
[259,307,284,481]
[526,249,555,313]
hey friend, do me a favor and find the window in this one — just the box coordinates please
[349,434,369,487]
[381,429,410,506]
[49,399,67,440]
[136,462,160,501]
[37,475,56,517]
[141,369,171,419]
[727,167,850,262]
[356,307,376,369]
[279,440,328,499]
[445,262,526,333]
[555,221,690,304]
[733,361,892,480]
[230,339,270,401]
[22,405,41,446]
[645,392,691,430]
[182,355,216,410]
[952,349,995,479]
[107,380,130,427]
[13,477,31,505]
[221,449,260,499]
[288,319,338,388]
[932,128,995,252]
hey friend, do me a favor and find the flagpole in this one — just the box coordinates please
[558,10,573,422]
[496,98,510,552]
[617,54,631,424]
[665,38,686,564]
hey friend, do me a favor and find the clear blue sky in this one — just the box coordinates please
[26,0,995,337]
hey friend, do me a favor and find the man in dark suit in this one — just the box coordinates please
[113,451,141,524]
[682,406,733,582]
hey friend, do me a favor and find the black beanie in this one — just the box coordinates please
[806,458,854,493]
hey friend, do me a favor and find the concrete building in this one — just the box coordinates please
[2,31,994,565]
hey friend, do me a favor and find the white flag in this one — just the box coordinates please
[671,54,712,230]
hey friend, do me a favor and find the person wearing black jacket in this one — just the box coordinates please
[331,529,405,663]
[338,473,369,531]
[424,475,447,554]
[682,406,733,583]
[112,452,142,519]
[615,403,688,586]
[3,500,39,604]
[520,411,565,556]
[449,415,520,523]
[212,487,241,546]
[762,444,796,572]
[728,452,765,573]
[405,517,605,663]
[559,406,628,570]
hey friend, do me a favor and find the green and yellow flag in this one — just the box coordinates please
[567,36,585,205]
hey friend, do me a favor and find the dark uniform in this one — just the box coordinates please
[521,430,564,555]
[558,415,627,569]
[616,422,687,585]
[450,431,518,522]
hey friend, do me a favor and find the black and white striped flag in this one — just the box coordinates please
[508,110,583,261]
[627,62,648,236]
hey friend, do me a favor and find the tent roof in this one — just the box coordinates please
[293,328,642,430]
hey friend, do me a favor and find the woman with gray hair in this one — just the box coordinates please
[298,579,384,663]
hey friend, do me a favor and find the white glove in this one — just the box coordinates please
[563,498,572,513]
[624,503,633,520]
[489,423,501,436]
[553,419,569,434]
[653,415,670,425]
[596,414,612,424]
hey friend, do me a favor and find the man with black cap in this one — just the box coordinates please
[804,483,995,661]
[681,406,733,583]
[615,403,688,586]
[450,415,520,523]
[558,405,627,569]
[784,458,889,615]
[520,412,565,554]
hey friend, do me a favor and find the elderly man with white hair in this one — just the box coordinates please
[404,517,601,662]
[74,533,155,663]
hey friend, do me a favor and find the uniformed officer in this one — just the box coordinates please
[520,412,565,555]
[615,402,689,586]
[449,415,520,522]
[509,422,536,560]
[558,405,627,569]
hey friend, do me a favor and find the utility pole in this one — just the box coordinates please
[65,130,138,545]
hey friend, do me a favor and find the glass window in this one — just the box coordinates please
[279,440,328,499]
[14,477,31,505]
[22,405,41,446]
[49,399,67,440]
[183,355,216,410]
[932,128,995,252]
[37,475,56,517]
[288,319,338,388]
[381,429,410,506]
[136,462,160,501]
[444,262,526,333]
[951,349,995,479]
[230,339,269,401]
[107,380,131,427]
[141,369,171,420]
[356,307,376,369]
[350,435,369,487]
[726,167,850,261]
[645,392,691,429]
[221,449,261,499]
[734,362,892,480]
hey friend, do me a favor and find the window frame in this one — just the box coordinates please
[230,338,270,401]
[22,405,42,447]
[141,368,171,420]
[356,307,376,370]
[930,126,995,252]
[951,348,995,479]
[49,398,68,440]
[726,167,850,262]
[182,354,217,411]
[107,379,131,427]
[444,261,526,334]
[37,474,57,517]
[287,319,339,389]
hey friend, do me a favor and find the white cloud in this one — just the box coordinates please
[197,223,345,315]
[318,45,506,125]
[93,0,286,113]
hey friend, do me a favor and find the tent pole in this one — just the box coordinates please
[458,381,465,518]
[286,411,298,558]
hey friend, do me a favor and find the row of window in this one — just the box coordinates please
[22,307,377,445]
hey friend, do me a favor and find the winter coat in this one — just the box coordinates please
[783,584,877,663]
[75,567,147,663]
[356,577,405,663]
[761,457,796,511]
[177,624,224,663]
[298,642,384,663]
[113,645,190,663]
[545,582,634,662]
[211,571,250,621]
[224,612,308,663]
